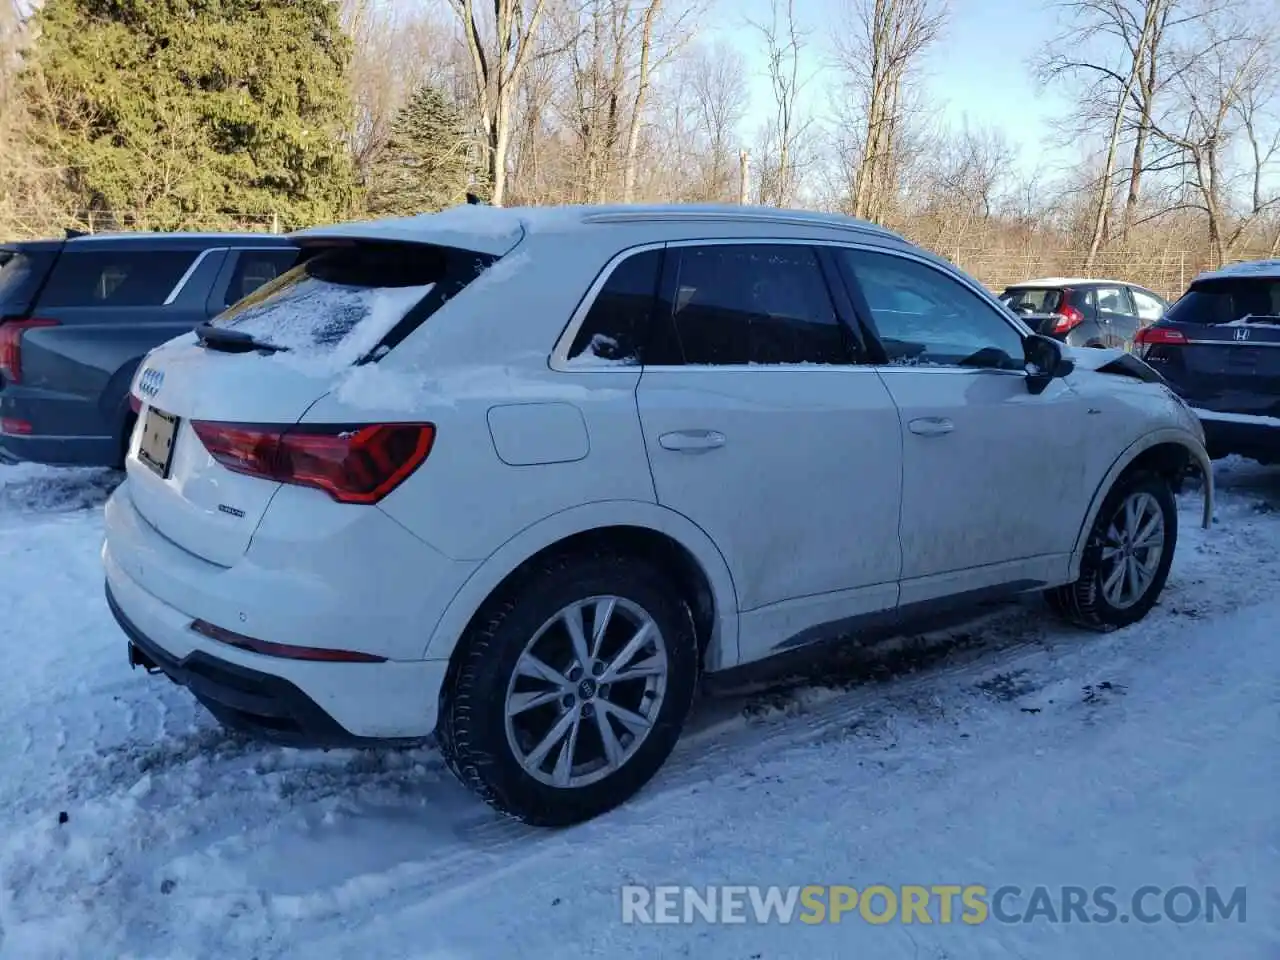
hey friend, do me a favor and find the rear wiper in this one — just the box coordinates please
[194,322,288,355]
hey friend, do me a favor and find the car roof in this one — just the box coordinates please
[291,203,909,257]
[2,232,294,252]
[1193,259,1280,283]
[1005,277,1142,289]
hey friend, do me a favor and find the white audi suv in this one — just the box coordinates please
[102,204,1212,825]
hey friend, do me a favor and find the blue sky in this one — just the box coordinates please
[703,0,1077,177]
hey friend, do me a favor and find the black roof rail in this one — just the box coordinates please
[65,228,89,240]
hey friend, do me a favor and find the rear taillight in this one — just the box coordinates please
[1050,305,1085,334]
[1134,326,1187,346]
[0,317,58,384]
[191,420,435,504]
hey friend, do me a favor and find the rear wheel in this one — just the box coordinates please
[1047,471,1177,630]
[437,550,699,826]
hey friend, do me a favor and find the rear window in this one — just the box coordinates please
[1000,287,1062,315]
[1166,278,1280,325]
[212,240,496,364]
[38,249,198,308]
[0,249,58,315]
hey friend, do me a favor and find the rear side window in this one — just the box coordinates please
[566,249,662,366]
[650,244,851,366]
[213,240,495,361]
[0,249,58,314]
[38,250,198,308]
[1165,278,1280,325]
[1001,288,1062,315]
[221,249,302,310]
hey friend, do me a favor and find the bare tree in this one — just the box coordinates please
[448,0,554,205]
[1149,22,1280,266]
[1038,0,1192,266]
[834,0,947,223]
[747,0,811,206]
[685,41,748,200]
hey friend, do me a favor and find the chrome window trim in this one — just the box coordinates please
[161,247,224,305]
[549,235,1032,373]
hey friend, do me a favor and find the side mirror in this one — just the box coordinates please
[1024,334,1074,395]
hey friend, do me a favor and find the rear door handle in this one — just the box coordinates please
[908,417,954,437]
[658,430,726,453]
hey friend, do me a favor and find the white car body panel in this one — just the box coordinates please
[101,203,1214,747]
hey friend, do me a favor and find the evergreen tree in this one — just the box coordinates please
[23,0,358,230]
[365,85,487,217]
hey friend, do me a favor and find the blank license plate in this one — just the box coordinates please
[138,406,179,478]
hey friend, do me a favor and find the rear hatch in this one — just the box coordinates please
[1138,275,1280,416]
[126,229,512,567]
[1000,286,1074,337]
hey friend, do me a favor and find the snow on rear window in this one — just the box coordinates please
[208,241,487,375]
[223,279,431,373]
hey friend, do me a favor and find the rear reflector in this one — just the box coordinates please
[129,394,142,413]
[0,417,32,435]
[190,619,387,663]
[191,420,435,504]
[0,317,59,384]
[1135,326,1187,346]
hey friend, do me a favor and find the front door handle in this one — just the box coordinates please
[908,417,954,437]
[658,430,726,453]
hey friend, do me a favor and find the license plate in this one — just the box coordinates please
[137,406,179,478]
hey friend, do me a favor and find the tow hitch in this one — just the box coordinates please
[128,642,161,675]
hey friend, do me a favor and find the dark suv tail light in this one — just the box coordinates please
[191,421,435,504]
[1134,326,1187,346]
[1050,304,1085,334]
[0,317,59,384]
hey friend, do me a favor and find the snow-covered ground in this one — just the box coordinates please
[0,459,1276,959]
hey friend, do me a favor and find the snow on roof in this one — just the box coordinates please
[1006,277,1131,288]
[1194,259,1280,283]
[289,203,901,256]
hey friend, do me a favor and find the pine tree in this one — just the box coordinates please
[365,85,487,217]
[23,0,358,231]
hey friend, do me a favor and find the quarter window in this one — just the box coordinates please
[839,249,1025,369]
[566,249,663,366]
[652,244,852,366]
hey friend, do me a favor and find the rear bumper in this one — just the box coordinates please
[107,585,415,747]
[103,482,461,744]
[1192,408,1280,463]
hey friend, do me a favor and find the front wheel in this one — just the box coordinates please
[437,551,699,826]
[1046,472,1178,630]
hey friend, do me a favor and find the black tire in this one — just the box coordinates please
[1046,471,1177,630]
[437,550,699,826]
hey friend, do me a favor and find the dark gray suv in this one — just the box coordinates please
[0,231,299,467]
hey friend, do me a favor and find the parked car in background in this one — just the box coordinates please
[0,231,300,468]
[999,278,1169,352]
[102,203,1211,827]
[1134,259,1280,464]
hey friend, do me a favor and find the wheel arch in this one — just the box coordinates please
[1068,428,1212,579]
[423,501,740,671]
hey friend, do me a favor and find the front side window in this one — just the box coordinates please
[222,249,302,310]
[652,244,851,366]
[840,249,1025,369]
[1130,289,1166,322]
